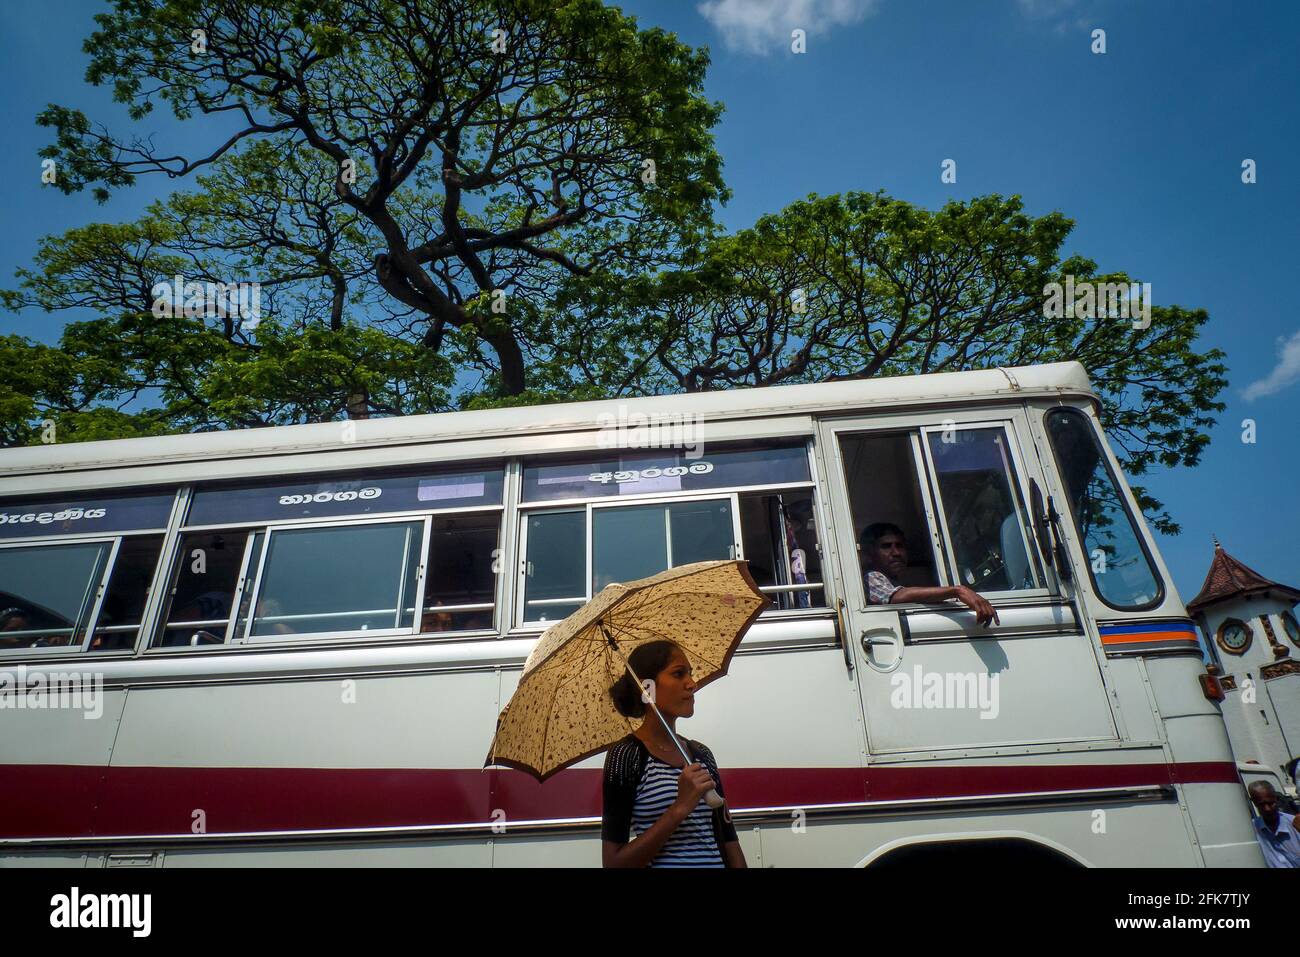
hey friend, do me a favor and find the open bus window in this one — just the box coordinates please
[925,428,1041,594]
[738,490,825,609]
[838,432,940,596]
[1045,408,1162,609]
[420,513,499,632]
[247,520,423,638]
[157,530,256,646]
[89,535,164,651]
[0,541,112,650]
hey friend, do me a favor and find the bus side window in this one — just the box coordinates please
[521,510,586,624]
[1044,408,1163,609]
[420,513,500,632]
[591,499,734,593]
[0,541,113,650]
[738,489,826,609]
[89,534,164,651]
[924,428,1042,594]
[838,432,941,597]
[245,521,422,637]
[156,531,255,646]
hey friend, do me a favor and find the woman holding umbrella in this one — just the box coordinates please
[485,560,765,869]
[601,640,747,868]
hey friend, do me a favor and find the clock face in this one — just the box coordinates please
[1217,618,1252,655]
[1283,610,1300,648]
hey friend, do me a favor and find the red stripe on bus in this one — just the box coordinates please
[0,761,1240,840]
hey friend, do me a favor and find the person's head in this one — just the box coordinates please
[859,522,908,579]
[786,498,814,527]
[0,608,30,646]
[1249,780,1281,828]
[424,599,454,632]
[609,640,697,721]
[0,607,29,631]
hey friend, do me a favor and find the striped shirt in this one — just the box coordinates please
[632,755,724,868]
[602,734,738,868]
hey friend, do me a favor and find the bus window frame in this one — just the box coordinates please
[0,534,122,655]
[152,504,507,651]
[236,514,432,645]
[587,492,742,596]
[917,419,1053,601]
[516,506,587,626]
[516,490,744,628]
[735,487,830,611]
[154,527,263,649]
[1041,406,1166,613]
[514,468,828,628]
[834,428,951,600]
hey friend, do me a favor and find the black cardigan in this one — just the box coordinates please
[601,733,740,859]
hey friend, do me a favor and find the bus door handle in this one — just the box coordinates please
[860,627,902,672]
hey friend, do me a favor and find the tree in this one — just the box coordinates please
[32,0,727,397]
[559,191,1226,533]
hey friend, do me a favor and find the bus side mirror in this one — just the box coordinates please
[1029,479,1054,571]
[1029,479,1072,584]
[1046,496,1073,584]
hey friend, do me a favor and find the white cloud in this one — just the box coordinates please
[697,0,878,54]
[1243,329,1300,401]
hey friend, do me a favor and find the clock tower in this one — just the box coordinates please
[1188,540,1300,788]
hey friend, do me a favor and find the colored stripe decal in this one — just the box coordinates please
[0,761,1240,841]
[1099,621,1197,636]
[1098,621,1199,647]
[1102,631,1197,645]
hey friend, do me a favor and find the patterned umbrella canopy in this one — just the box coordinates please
[485,559,768,781]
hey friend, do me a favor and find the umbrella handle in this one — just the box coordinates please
[704,788,725,809]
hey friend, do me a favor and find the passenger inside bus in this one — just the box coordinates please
[423,601,455,632]
[421,601,494,632]
[0,607,34,647]
[859,523,998,626]
[252,597,296,636]
[737,490,824,610]
[0,605,73,648]
[168,589,233,645]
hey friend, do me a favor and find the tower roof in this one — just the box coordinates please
[1186,541,1300,614]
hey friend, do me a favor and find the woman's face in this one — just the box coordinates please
[652,647,698,719]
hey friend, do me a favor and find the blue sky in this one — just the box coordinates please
[1,0,1298,605]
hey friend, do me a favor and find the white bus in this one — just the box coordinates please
[0,362,1263,867]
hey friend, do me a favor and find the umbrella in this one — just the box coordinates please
[485,559,768,807]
